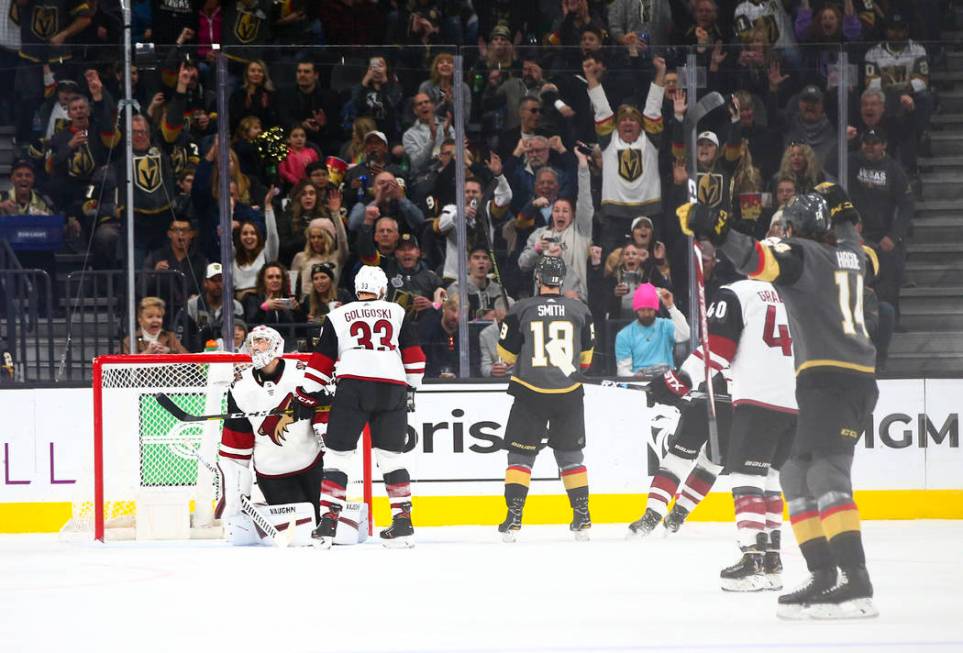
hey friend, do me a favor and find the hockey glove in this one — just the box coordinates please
[293,386,330,421]
[814,182,860,225]
[406,387,416,413]
[677,203,731,245]
[647,369,693,409]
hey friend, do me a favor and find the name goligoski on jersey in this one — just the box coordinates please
[305,300,426,389]
[681,279,797,413]
[220,359,323,477]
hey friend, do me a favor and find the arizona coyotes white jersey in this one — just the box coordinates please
[681,279,797,413]
[220,359,323,477]
[304,299,425,389]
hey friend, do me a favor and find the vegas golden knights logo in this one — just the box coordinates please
[32,5,59,40]
[235,10,260,44]
[69,145,95,178]
[697,172,723,207]
[618,149,643,182]
[135,154,162,193]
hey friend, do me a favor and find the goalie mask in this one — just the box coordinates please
[355,265,388,299]
[246,325,284,370]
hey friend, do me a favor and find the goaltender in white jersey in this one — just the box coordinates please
[216,326,326,545]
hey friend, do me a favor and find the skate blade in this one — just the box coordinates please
[808,598,879,620]
[381,535,415,549]
[720,575,768,592]
[765,573,783,591]
[500,530,519,543]
[776,604,811,621]
[311,537,333,550]
[625,528,653,540]
[572,529,590,542]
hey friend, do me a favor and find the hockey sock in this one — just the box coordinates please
[731,474,766,550]
[504,464,531,511]
[560,464,589,512]
[319,470,347,517]
[645,450,690,517]
[674,462,719,514]
[383,468,413,518]
[818,492,866,569]
[787,497,835,572]
[765,492,784,552]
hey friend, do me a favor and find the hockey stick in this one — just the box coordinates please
[193,452,295,548]
[685,91,726,129]
[155,392,295,423]
[577,375,731,403]
[692,240,723,465]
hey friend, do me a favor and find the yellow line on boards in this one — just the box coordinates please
[4,491,962,533]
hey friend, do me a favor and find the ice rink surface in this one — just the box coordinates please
[1,520,962,653]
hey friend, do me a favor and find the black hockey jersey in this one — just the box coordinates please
[720,228,876,378]
[497,294,595,395]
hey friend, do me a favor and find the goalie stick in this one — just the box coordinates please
[154,392,331,423]
[193,452,296,547]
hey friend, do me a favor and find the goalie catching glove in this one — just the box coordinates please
[647,369,693,409]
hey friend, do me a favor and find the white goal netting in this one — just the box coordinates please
[65,354,371,541]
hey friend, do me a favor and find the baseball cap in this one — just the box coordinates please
[205,262,223,279]
[862,128,886,143]
[888,13,909,28]
[364,130,388,145]
[490,23,512,41]
[10,159,36,174]
[697,131,719,147]
[397,233,420,249]
[632,216,654,231]
[800,85,824,102]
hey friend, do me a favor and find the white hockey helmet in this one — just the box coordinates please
[245,325,284,370]
[354,265,388,299]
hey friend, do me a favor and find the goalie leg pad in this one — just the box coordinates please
[225,514,262,546]
[216,458,253,520]
[264,502,317,547]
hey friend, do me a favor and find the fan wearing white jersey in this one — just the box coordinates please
[295,265,426,548]
[631,277,798,591]
[216,326,327,544]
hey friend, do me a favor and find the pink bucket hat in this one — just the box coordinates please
[632,283,660,312]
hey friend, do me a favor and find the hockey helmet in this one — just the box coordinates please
[354,265,388,299]
[781,192,830,240]
[535,255,566,288]
[246,325,284,370]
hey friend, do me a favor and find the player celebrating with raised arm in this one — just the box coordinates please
[634,275,798,593]
[495,256,596,542]
[295,266,426,549]
[217,326,327,545]
[679,183,879,619]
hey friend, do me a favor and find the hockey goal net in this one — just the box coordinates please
[65,353,373,541]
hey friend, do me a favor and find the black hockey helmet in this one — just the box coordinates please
[782,192,830,240]
[535,255,566,287]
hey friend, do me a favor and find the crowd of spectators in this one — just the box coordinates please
[0,0,949,375]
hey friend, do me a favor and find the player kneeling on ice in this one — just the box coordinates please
[216,326,330,546]
[495,256,596,542]
[295,265,426,549]
[632,274,797,594]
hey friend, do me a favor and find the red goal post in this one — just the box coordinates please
[71,353,373,541]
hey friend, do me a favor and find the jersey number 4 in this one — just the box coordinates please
[762,305,793,356]
[350,319,396,351]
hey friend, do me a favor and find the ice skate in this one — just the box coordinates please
[570,508,591,542]
[498,498,525,542]
[662,505,689,534]
[764,551,783,590]
[806,567,878,620]
[497,509,522,542]
[380,504,415,549]
[776,568,837,620]
[626,508,662,539]
[311,511,339,549]
[720,549,767,592]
